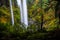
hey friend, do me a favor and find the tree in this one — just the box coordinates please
[44,0,60,25]
[40,0,43,30]
[55,0,60,24]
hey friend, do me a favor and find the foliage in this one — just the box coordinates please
[0,23,60,40]
[0,0,60,40]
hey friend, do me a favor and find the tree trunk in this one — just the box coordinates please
[55,1,60,24]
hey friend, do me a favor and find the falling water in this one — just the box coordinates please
[17,0,24,23]
[17,0,28,28]
[22,0,28,28]
[10,0,14,25]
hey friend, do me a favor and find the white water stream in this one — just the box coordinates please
[10,0,14,25]
[17,0,28,28]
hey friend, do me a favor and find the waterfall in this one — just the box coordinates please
[18,0,24,23]
[10,0,14,25]
[17,0,28,28]
[22,0,28,28]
